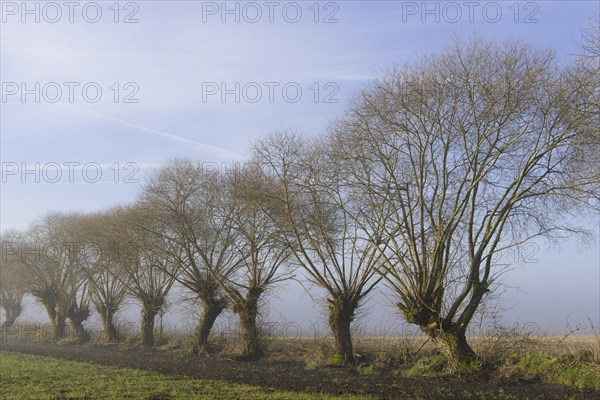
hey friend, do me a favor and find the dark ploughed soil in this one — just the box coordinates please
[1,340,599,400]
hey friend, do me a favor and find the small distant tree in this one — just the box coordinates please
[63,278,91,343]
[0,230,28,327]
[55,215,91,343]
[25,218,64,339]
[79,211,130,343]
[111,204,178,348]
[24,213,91,341]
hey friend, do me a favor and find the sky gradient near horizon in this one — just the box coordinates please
[1,0,598,333]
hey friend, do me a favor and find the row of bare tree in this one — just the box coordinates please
[1,37,598,367]
[1,209,176,347]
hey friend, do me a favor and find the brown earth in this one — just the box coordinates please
[1,340,599,400]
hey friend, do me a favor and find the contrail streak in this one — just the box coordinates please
[91,111,245,160]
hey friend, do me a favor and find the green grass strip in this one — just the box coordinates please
[0,351,369,400]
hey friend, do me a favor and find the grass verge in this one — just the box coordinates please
[0,351,368,400]
[513,353,600,390]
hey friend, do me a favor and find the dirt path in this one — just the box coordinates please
[1,340,598,399]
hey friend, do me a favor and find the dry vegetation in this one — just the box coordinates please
[3,321,599,395]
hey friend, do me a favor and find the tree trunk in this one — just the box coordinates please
[66,302,90,343]
[427,326,478,371]
[141,307,157,348]
[236,289,263,359]
[71,320,89,343]
[191,300,225,355]
[328,299,356,365]
[426,285,487,370]
[2,302,22,327]
[102,310,117,343]
[53,312,67,340]
[43,301,57,326]
[406,284,486,370]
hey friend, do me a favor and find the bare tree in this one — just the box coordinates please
[0,230,28,327]
[252,132,383,364]
[79,211,130,343]
[217,165,292,359]
[331,38,599,368]
[24,213,91,341]
[24,217,64,339]
[569,18,600,194]
[141,159,238,354]
[55,215,92,343]
[576,17,600,61]
[110,204,178,348]
[63,277,91,343]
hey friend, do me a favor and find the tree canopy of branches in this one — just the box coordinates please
[141,159,239,354]
[253,132,383,364]
[79,211,131,343]
[0,33,596,367]
[23,213,91,341]
[110,204,179,348]
[330,38,599,368]
[218,166,292,358]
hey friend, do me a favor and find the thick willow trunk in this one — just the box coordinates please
[191,300,225,355]
[427,285,487,370]
[70,320,87,343]
[409,313,479,370]
[100,309,117,343]
[141,308,157,348]
[66,301,90,343]
[328,299,357,365]
[53,312,67,340]
[407,284,486,370]
[428,327,477,371]
[236,288,264,359]
[43,301,57,326]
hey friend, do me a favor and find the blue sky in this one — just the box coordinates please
[1,1,598,333]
